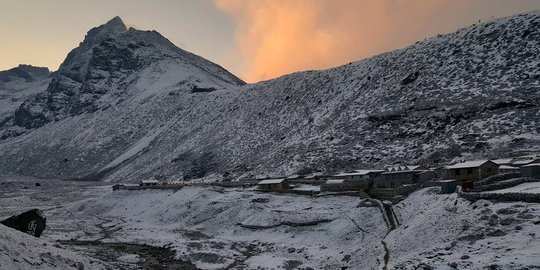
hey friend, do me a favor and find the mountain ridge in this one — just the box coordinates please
[0,11,538,181]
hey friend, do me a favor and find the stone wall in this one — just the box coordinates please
[471,177,537,192]
[368,184,419,199]
[459,191,540,203]
[475,172,521,186]
[320,181,369,192]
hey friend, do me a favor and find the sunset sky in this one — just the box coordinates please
[1,0,539,83]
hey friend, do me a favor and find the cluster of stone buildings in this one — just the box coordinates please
[256,156,540,198]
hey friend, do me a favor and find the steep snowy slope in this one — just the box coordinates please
[0,12,538,181]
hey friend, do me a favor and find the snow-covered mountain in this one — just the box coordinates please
[0,12,538,182]
[0,65,51,136]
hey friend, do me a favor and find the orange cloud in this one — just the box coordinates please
[213,0,533,83]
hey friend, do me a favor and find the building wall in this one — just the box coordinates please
[369,184,419,199]
[521,166,540,179]
[499,168,520,174]
[440,182,458,194]
[417,171,438,182]
[374,172,417,188]
[348,177,373,187]
[321,181,370,192]
[258,182,289,190]
[447,162,498,182]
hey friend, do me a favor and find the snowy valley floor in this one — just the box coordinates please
[0,176,539,270]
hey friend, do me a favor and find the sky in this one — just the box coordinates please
[1,1,539,83]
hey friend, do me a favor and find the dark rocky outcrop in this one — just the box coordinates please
[1,209,47,237]
[400,71,420,85]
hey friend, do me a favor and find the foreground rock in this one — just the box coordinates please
[1,209,46,237]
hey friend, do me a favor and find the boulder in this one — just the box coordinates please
[1,209,46,237]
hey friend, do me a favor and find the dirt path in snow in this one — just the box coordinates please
[372,199,400,270]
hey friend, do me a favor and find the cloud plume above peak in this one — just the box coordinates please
[214,0,540,83]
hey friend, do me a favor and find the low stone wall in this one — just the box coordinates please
[116,185,184,191]
[317,191,363,197]
[289,179,327,185]
[469,177,538,192]
[207,181,259,188]
[475,172,521,186]
[368,184,419,199]
[420,181,446,188]
[459,191,540,203]
[320,182,369,192]
[257,189,321,196]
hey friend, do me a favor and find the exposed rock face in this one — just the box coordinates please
[0,12,538,181]
[0,65,51,135]
[12,17,244,129]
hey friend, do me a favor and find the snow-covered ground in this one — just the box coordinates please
[0,176,539,269]
[61,187,387,269]
[388,188,540,269]
[0,223,111,270]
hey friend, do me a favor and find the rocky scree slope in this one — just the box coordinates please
[0,12,538,181]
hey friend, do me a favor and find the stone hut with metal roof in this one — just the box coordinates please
[257,178,289,191]
[373,165,436,188]
[446,160,498,182]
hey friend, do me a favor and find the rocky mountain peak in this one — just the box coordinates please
[85,16,127,41]
[9,16,244,130]
[104,16,126,31]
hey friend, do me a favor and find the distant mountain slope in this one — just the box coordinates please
[0,65,51,136]
[0,12,538,182]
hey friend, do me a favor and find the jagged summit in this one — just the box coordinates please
[104,16,127,31]
[93,16,127,35]
[9,16,244,129]
[83,16,127,44]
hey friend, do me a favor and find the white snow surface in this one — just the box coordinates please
[387,188,540,269]
[101,126,165,173]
